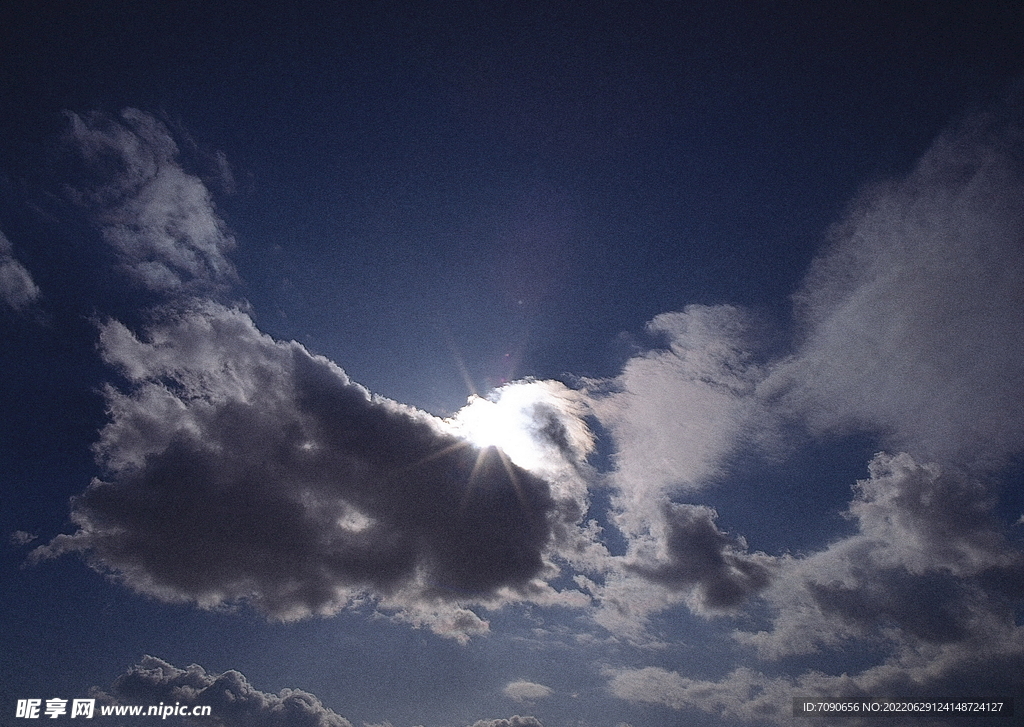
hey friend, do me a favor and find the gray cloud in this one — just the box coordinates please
[33,302,568,628]
[468,718,543,727]
[630,503,775,611]
[96,655,352,727]
[616,453,1024,723]
[0,229,41,311]
[32,109,602,638]
[62,109,236,293]
[739,452,1024,659]
[768,110,1024,468]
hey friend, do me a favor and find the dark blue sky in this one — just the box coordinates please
[3,3,1024,727]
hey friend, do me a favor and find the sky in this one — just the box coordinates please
[2,2,1024,726]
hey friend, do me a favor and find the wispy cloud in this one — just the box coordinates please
[62,109,236,294]
[0,228,41,311]
[601,105,1024,721]
[767,110,1024,468]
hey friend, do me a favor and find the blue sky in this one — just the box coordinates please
[3,2,1024,726]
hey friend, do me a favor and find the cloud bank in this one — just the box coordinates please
[97,655,352,727]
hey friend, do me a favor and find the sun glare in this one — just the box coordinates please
[449,384,549,472]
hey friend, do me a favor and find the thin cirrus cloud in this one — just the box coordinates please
[60,109,237,293]
[31,109,598,640]
[603,107,1024,721]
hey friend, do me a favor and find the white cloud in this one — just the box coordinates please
[96,655,353,727]
[0,229,40,311]
[767,111,1024,468]
[62,109,236,293]
[468,717,544,727]
[589,305,765,528]
[601,108,1024,720]
[502,680,553,702]
[579,305,775,626]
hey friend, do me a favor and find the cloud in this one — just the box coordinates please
[609,629,1024,726]
[502,680,553,702]
[600,106,1024,720]
[607,454,1024,722]
[606,666,792,724]
[589,305,765,526]
[9,530,38,545]
[468,718,543,727]
[768,110,1024,468]
[62,109,236,293]
[737,452,1024,659]
[629,503,775,611]
[0,229,41,311]
[579,305,775,625]
[30,107,604,638]
[32,302,577,631]
[96,655,353,727]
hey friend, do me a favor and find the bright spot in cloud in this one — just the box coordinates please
[503,679,554,702]
[448,380,589,475]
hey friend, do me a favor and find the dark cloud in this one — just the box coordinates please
[27,108,601,637]
[807,569,977,644]
[631,503,774,610]
[0,228,40,311]
[33,302,562,624]
[97,655,352,727]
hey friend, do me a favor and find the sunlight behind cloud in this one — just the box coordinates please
[447,380,594,477]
